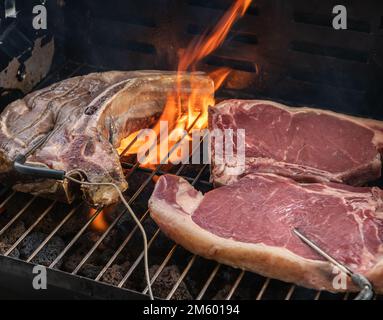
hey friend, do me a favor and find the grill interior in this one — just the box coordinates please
[0,59,382,300]
[1,0,383,300]
[57,0,383,118]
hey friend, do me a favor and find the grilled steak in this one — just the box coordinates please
[0,71,214,206]
[149,173,383,293]
[209,100,383,186]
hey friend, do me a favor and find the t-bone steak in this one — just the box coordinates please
[0,71,214,206]
[209,100,383,186]
[149,173,383,293]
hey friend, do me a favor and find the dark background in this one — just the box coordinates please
[1,0,383,118]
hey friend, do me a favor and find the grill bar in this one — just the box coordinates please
[225,270,245,300]
[142,244,177,295]
[4,201,57,256]
[71,206,137,275]
[71,128,189,276]
[118,118,181,179]
[0,196,36,237]
[285,285,296,300]
[93,116,206,286]
[117,228,161,288]
[45,109,201,274]
[117,163,208,292]
[140,164,208,289]
[139,161,209,297]
[26,204,82,262]
[94,209,150,281]
[0,191,16,208]
[256,278,270,300]
[49,207,104,268]
[139,164,209,298]
[70,210,118,273]
[121,163,211,187]
[166,255,198,300]
[196,263,221,300]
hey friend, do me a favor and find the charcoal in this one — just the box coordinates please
[83,231,101,244]
[56,207,89,237]
[115,209,134,234]
[0,221,25,244]
[63,254,82,272]
[149,264,193,300]
[103,229,121,249]
[142,218,159,237]
[0,242,19,258]
[101,262,131,286]
[19,232,45,257]
[63,231,101,268]
[20,232,65,267]
[34,215,56,234]
[95,248,116,265]
[212,285,231,300]
[78,263,102,279]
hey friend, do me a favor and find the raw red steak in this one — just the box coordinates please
[209,100,383,186]
[149,173,383,292]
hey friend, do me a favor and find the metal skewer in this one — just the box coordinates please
[293,228,374,300]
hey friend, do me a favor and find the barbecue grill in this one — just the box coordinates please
[0,0,383,300]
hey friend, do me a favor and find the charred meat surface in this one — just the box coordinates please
[149,174,383,293]
[0,71,214,206]
[209,100,383,186]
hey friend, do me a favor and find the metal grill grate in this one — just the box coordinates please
[0,60,382,300]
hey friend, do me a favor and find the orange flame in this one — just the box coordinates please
[89,208,108,232]
[178,0,252,72]
[118,0,252,166]
[209,67,232,91]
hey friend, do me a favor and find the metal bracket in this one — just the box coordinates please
[352,274,374,300]
[14,154,66,180]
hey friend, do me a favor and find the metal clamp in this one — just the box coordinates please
[293,228,374,300]
[14,154,66,180]
[351,273,374,300]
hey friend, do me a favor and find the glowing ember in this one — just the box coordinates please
[118,0,252,165]
[152,175,160,183]
[89,208,108,232]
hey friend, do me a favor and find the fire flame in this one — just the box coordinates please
[117,0,252,165]
[95,0,252,231]
[208,67,232,91]
[89,208,108,232]
[177,0,252,72]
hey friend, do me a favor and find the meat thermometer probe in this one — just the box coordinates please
[293,228,374,300]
